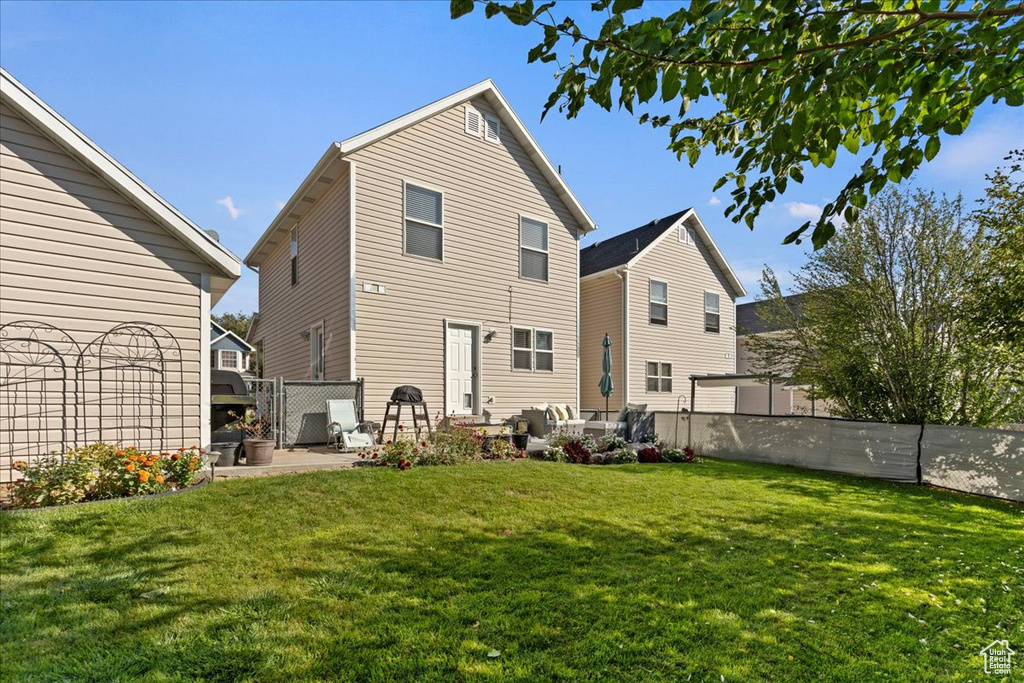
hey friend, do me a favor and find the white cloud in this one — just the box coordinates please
[924,112,1021,181]
[217,196,243,220]
[785,201,823,220]
[708,195,722,206]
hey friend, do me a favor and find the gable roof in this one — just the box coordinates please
[0,69,241,293]
[736,293,807,335]
[245,79,595,266]
[211,321,255,353]
[580,208,746,297]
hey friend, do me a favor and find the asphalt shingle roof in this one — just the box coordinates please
[735,293,807,335]
[579,209,691,277]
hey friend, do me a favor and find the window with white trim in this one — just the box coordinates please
[512,327,532,370]
[705,291,721,333]
[512,327,554,372]
[404,183,443,261]
[465,105,483,137]
[519,216,549,281]
[649,280,668,325]
[219,350,239,370]
[310,323,325,380]
[646,362,673,393]
[678,225,695,245]
[483,113,501,144]
[290,227,298,285]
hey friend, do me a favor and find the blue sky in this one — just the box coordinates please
[2,1,1020,313]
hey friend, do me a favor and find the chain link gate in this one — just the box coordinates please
[277,379,364,448]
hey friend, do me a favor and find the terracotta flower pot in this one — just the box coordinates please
[243,439,275,466]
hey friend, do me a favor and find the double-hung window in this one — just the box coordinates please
[512,327,553,372]
[646,362,673,393]
[290,227,298,285]
[404,183,443,261]
[219,350,239,370]
[649,280,668,325]
[519,216,549,281]
[704,292,721,333]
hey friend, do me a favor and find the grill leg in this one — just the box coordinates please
[379,403,392,444]
[411,406,420,440]
[393,404,401,443]
[423,405,433,437]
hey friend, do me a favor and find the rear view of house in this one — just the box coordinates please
[0,69,241,478]
[246,80,595,423]
[580,209,745,414]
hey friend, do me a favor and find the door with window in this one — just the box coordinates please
[446,324,477,415]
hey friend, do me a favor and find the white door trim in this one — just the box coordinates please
[443,319,482,416]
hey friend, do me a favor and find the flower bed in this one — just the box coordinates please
[359,420,527,470]
[539,430,698,466]
[5,443,207,509]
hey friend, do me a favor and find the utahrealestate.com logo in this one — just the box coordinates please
[980,640,1014,675]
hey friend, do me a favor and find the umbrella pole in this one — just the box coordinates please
[605,395,609,422]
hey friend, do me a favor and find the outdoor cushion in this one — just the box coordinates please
[531,404,548,412]
[615,402,648,422]
[545,406,558,421]
[553,405,569,421]
[564,404,575,420]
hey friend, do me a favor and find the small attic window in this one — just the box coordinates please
[465,105,483,138]
[483,113,501,144]
[679,225,695,245]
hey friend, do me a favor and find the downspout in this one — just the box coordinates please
[619,267,629,406]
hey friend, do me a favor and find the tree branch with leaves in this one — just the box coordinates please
[452,0,1024,248]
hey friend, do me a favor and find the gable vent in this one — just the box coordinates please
[484,113,501,144]
[465,105,483,137]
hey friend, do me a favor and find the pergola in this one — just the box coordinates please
[688,373,819,416]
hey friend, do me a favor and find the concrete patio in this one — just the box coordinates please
[213,445,365,479]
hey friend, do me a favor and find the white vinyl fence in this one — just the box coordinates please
[654,412,1023,502]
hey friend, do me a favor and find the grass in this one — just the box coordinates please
[1,460,1021,682]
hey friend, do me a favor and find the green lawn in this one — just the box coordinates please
[1,460,1021,682]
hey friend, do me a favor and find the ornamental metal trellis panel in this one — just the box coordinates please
[0,320,185,482]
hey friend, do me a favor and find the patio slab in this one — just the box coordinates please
[213,446,364,479]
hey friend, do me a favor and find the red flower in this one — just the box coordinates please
[421,440,427,447]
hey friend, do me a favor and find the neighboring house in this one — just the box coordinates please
[0,69,241,474]
[735,294,828,416]
[245,80,595,422]
[211,321,255,375]
[579,209,746,414]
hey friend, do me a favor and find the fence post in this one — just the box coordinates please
[916,423,925,485]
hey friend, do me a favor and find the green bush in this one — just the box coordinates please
[539,446,567,462]
[9,444,206,508]
[598,435,630,453]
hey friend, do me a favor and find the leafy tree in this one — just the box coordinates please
[747,187,1022,426]
[452,0,1024,248]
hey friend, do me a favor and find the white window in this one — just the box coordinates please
[649,280,668,325]
[535,330,553,372]
[483,113,501,144]
[404,183,443,261]
[705,292,721,333]
[519,216,549,281]
[512,327,553,372]
[310,323,325,380]
[219,350,239,370]
[679,225,695,245]
[290,227,298,285]
[465,105,483,137]
[646,362,673,393]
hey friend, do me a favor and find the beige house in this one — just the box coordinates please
[245,80,595,423]
[0,68,241,473]
[735,295,829,416]
[580,209,745,414]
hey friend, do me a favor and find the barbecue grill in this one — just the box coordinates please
[210,369,255,466]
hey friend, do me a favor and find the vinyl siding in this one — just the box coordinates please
[736,334,831,416]
[257,164,351,381]
[625,223,737,412]
[0,102,209,474]
[580,272,624,414]
[349,96,580,423]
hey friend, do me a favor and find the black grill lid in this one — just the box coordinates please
[390,385,423,403]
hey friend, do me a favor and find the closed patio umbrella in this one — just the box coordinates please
[599,333,614,420]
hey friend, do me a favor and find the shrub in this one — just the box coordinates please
[546,430,599,454]
[485,437,522,461]
[422,421,484,465]
[366,440,417,470]
[539,446,567,462]
[663,446,698,463]
[607,448,639,464]
[636,446,662,463]
[562,439,593,465]
[9,443,206,508]
[598,435,630,453]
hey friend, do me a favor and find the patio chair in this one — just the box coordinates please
[326,399,375,451]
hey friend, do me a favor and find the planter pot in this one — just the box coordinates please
[511,433,529,450]
[243,439,275,466]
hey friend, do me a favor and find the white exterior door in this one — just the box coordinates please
[446,324,477,415]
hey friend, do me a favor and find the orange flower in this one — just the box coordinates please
[115,450,125,457]
[187,465,195,471]
[171,453,181,460]
[155,475,165,483]
[125,463,136,472]
[199,449,206,455]
[177,447,186,452]
[138,470,151,482]
[161,452,170,456]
